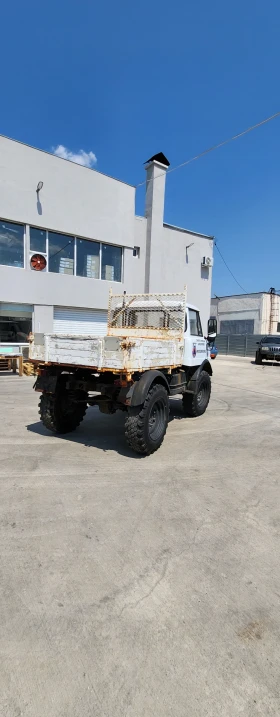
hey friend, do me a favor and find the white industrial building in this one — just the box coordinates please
[0,136,214,350]
[211,291,280,335]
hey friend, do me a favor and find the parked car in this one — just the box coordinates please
[255,336,280,364]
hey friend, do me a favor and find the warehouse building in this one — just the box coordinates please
[0,136,214,351]
[211,290,280,336]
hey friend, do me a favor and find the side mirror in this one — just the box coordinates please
[208,316,217,336]
[256,341,260,345]
[207,332,217,340]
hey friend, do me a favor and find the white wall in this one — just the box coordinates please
[0,137,213,335]
[0,136,135,247]
[155,226,213,333]
[211,294,263,334]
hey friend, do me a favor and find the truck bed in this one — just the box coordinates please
[30,334,184,372]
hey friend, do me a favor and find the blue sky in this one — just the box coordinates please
[1,0,280,296]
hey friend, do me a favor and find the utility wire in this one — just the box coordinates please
[137,111,280,188]
[215,242,248,294]
[49,236,75,260]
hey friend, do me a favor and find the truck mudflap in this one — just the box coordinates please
[34,375,58,393]
[129,370,170,407]
[186,359,212,394]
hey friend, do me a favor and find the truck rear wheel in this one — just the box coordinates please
[39,385,88,434]
[125,383,169,455]
[182,370,211,417]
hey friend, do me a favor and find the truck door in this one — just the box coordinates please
[184,308,207,366]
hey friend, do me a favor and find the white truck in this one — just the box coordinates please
[30,291,216,455]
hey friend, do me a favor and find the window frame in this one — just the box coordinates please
[1,220,124,282]
[0,218,26,270]
[189,308,203,337]
[101,242,123,283]
[75,236,101,280]
[48,230,75,276]
[29,226,47,255]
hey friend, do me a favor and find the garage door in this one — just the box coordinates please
[53,307,108,336]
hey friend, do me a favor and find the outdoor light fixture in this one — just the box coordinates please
[36,181,44,193]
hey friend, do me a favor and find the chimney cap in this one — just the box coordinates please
[144,152,170,167]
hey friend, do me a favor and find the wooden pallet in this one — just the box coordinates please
[23,361,37,376]
[0,359,10,371]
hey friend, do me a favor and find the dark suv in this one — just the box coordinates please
[255,336,280,364]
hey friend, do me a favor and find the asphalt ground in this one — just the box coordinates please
[1,355,280,716]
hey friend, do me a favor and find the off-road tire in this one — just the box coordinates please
[39,384,88,434]
[255,351,262,365]
[125,383,169,455]
[182,370,211,417]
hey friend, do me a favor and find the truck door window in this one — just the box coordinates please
[189,309,203,336]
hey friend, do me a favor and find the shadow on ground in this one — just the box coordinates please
[250,360,280,367]
[27,398,186,458]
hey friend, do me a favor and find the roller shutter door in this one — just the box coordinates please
[53,307,108,336]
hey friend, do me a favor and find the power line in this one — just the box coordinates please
[214,242,248,294]
[49,236,75,260]
[137,111,280,188]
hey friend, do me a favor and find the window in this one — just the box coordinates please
[277,323,280,333]
[76,238,100,278]
[189,309,203,336]
[30,227,47,253]
[261,336,280,345]
[220,319,254,335]
[133,246,140,258]
[0,303,32,343]
[48,232,74,275]
[0,317,32,343]
[101,244,122,282]
[0,220,24,268]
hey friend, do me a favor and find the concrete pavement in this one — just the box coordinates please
[0,356,280,716]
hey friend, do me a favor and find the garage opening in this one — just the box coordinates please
[53,307,108,336]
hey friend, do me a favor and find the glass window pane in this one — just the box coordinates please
[0,220,24,268]
[76,238,100,278]
[189,309,201,336]
[30,227,46,253]
[101,244,122,282]
[48,232,74,274]
[0,316,32,342]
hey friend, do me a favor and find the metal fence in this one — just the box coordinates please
[107,291,186,338]
[216,334,262,358]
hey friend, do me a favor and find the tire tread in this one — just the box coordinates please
[125,383,168,455]
[39,391,87,434]
[182,370,211,417]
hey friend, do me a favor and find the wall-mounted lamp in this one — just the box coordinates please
[36,181,44,194]
[186,242,194,263]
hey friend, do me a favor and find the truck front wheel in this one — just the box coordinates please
[182,370,211,417]
[39,386,88,434]
[125,383,169,455]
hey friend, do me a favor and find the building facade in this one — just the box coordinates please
[0,137,214,349]
[211,291,280,336]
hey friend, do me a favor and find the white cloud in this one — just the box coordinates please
[52,144,97,168]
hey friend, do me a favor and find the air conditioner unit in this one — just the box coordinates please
[201,256,213,268]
